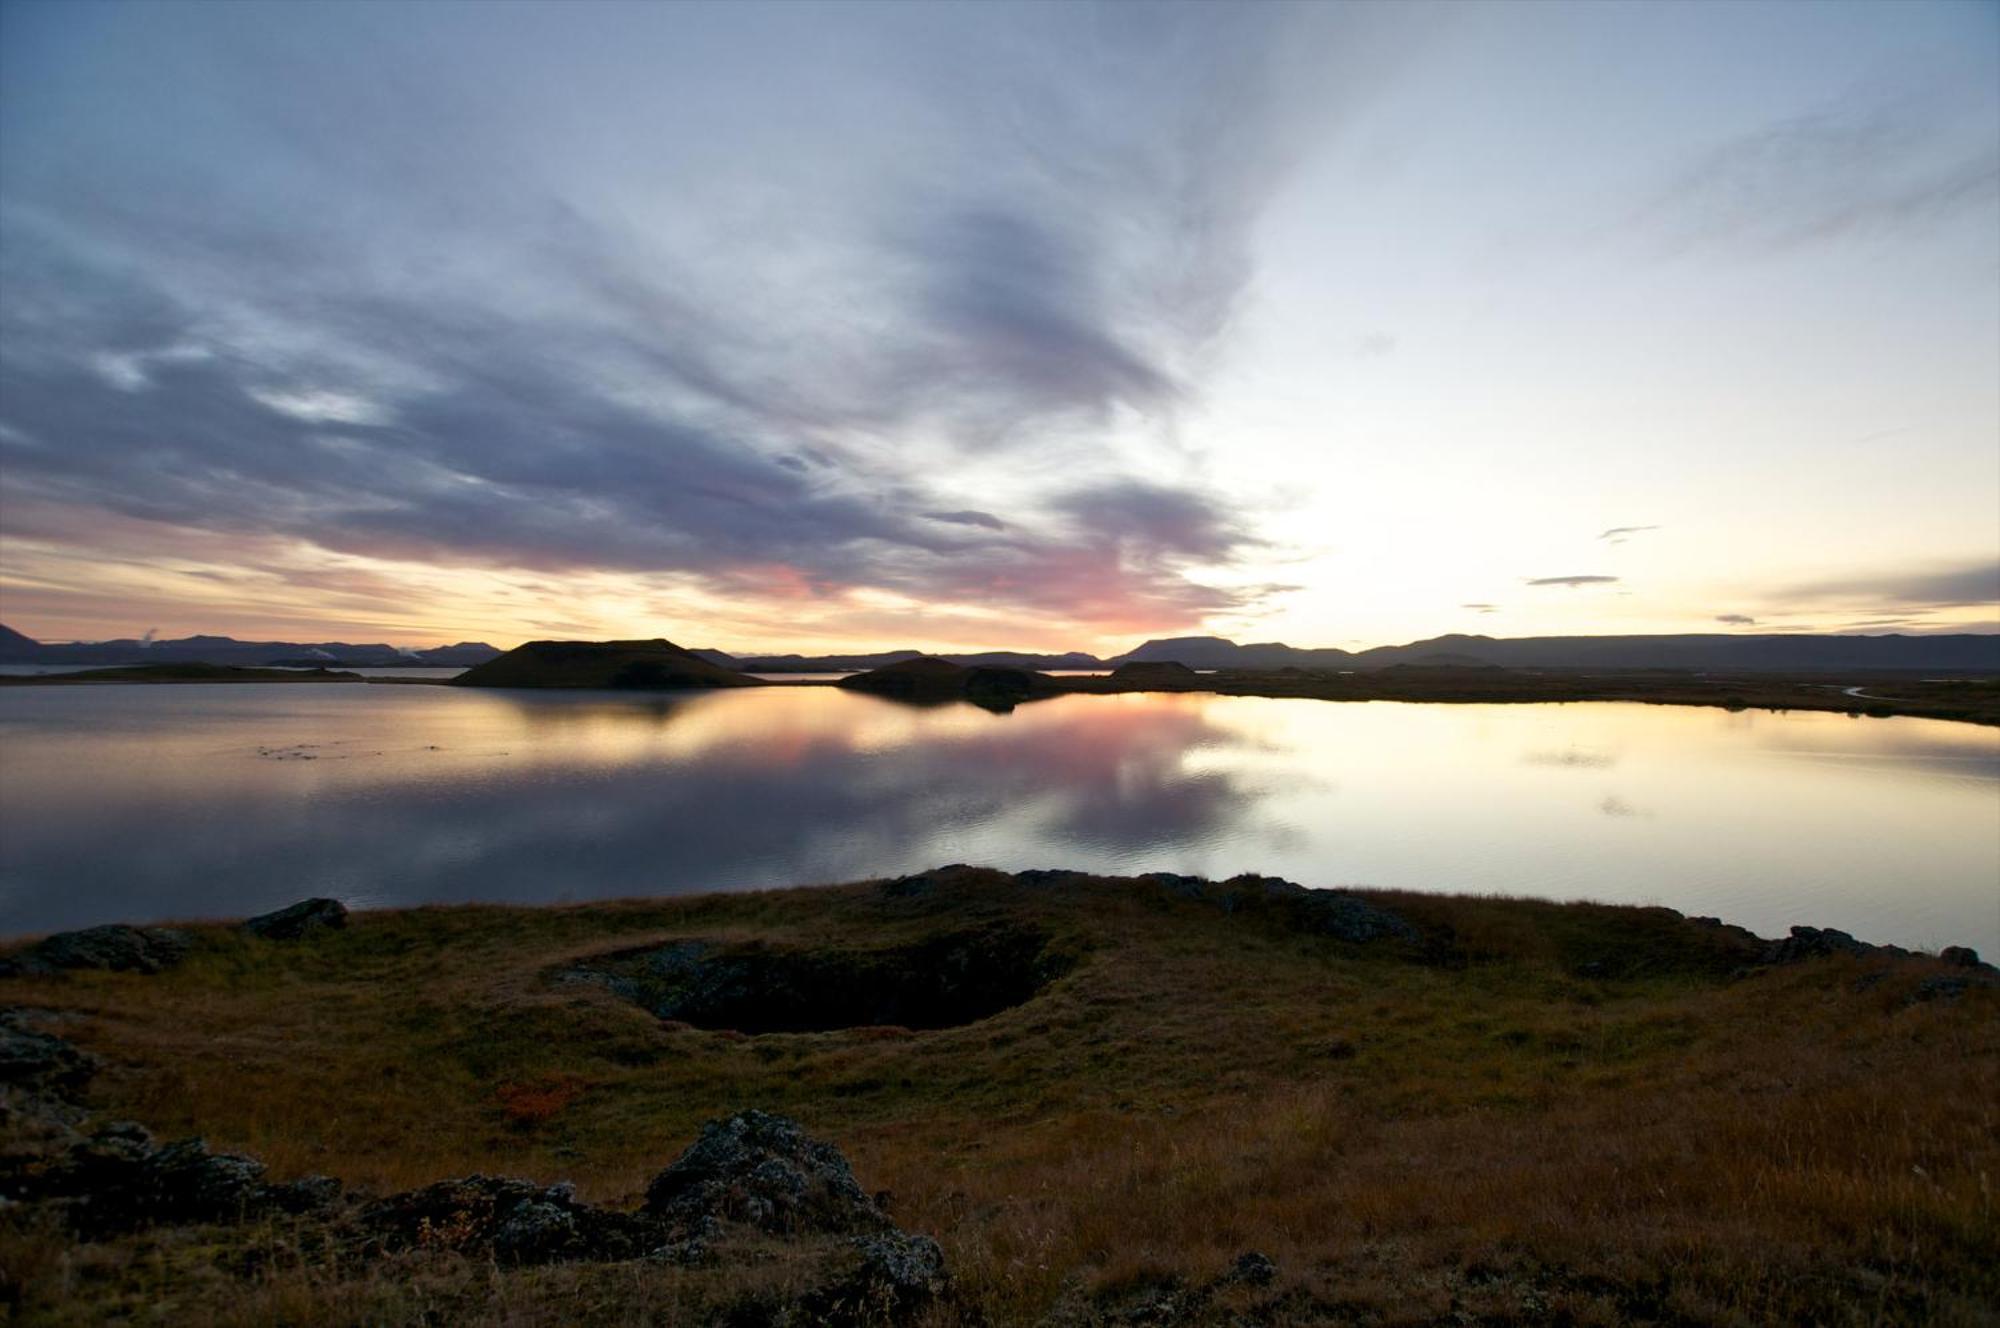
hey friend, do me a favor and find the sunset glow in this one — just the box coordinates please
[2,1,1995,652]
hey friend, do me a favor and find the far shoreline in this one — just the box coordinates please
[5,659,1996,725]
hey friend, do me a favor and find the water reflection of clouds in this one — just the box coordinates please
[2,691,1994,953]
[0,688,1280,930]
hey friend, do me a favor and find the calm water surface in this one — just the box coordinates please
[0,684,1993,951]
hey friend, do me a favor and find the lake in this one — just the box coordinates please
[1,683,1994,952]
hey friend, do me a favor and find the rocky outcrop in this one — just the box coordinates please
[801,1230,952,1322]
[0,1010,99,1097]
[358,1174,654,1264]
[643,1109,890,1235]
[243,897,348,940]
[15,1121,340,1236]
[7,1095,945,1319]
[0,925,191,976]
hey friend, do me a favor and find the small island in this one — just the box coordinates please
[0,663,365,686]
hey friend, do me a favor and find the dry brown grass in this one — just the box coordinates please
[4,869,1995,1324]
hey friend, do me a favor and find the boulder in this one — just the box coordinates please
[0,1011,99,1095]
[1940,945,1984,969]
[358,1174,653,1264]
[801,1230,951,1323]
[1226,1251,1277,1287]
[243,897,348,940]
[1,925,190,976]
[643,1109,888,1235]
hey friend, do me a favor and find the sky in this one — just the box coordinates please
[1,0,1996,653]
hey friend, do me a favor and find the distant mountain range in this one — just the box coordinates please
[0,625,500,668]
[6,624,1994,675]
[725,632,2000,674]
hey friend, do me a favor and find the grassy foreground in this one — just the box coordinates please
[3,867,1996,1325]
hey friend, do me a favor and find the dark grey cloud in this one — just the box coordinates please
[1524,575,1620,588]
[0,2,1384,633]
[923,510,1008,532]
[1715,614,1757,626]
[1785,559,2000,611]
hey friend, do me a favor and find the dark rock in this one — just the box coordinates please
[261,1174,342,1214]
[1226,1251,1277,1287]
[1017,869,1088,888]
[492,1198,581,1263]
[1142,872,1211,901]
[1,925,190,976]
[0,1011,99,1094]
[879,872,943,899]
[34,1129,276,1234]
[1221,875,1418,944]
[358,1174,654,1263]
[143,1137,268,1222]
[1764,926,1908,965]
[803,1230,951,1323]
[643,1109,888,1236]
[1940,946,1983,969]
[243,897,348,940]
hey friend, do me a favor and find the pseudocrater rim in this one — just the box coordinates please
[556,924,1077,1034]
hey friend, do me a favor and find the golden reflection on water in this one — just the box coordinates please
[0,685,1994,950]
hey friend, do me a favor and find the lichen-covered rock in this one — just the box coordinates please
[142,1137,269,1222]
[243,897,348,940]
[801,1230,951,1323]
[28,1128,276,1234]
[1225,1251,1277,1287]
[643,1109,888,1235]
[0,1011,98,1094]
[1,925,190,976]
[358,1174,654,1264]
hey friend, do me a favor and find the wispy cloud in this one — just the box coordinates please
[0,2,1393,641]
[1715,613,1756,626]
[1633,94,1999,255]
[922,510,1007,532]
[1598,524,1659,543]
[1460,602,1497,613]
[1783,558,1999,612]
[1524,575,1619,588]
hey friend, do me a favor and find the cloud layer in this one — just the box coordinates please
[0,2,1375,643]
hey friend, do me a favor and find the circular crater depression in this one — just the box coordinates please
[559,924,1074,1033]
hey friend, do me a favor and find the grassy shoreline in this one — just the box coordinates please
[4,867,1995,1324]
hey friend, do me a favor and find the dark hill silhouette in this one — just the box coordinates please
[453,640,758,690]
[0,625,499,668]
[731,649,1104,672]
[1114,632,1999,673]
[836,657,1058,711]
[1116,636,1356,669]
[1109,660,1201,685]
